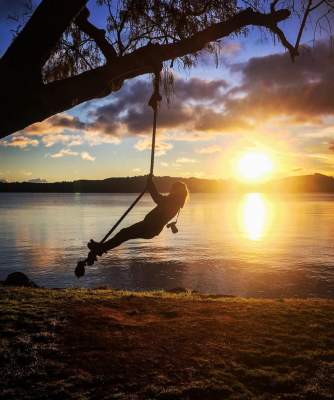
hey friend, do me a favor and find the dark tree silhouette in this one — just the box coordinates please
[0,0,330,139]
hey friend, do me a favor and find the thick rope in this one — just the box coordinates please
[100,190,145,243]
[150,104,158,176]
[75,69,162,275]
[101,70,161,243]
[148,72,162,176]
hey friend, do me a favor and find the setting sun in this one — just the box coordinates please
[236,151,274,182]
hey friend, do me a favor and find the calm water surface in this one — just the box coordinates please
[0,192,334,297]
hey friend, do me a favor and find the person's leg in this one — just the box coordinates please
[88,221,155,255]
[103,221,149,251]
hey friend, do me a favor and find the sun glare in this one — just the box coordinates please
[241,193,267,240]
[236,151,273,182]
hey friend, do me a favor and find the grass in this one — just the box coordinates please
[0,287,334,399]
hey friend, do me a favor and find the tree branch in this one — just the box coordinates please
[310,0,326,12]
[269,24,299,60]
[271,0,280,13]
[75,7,117,63]
[0,7,294,138]
[294,0,313,53]
[43,8,295,117]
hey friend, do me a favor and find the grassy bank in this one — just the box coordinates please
[1,287,334,400]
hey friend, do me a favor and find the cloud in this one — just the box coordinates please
[84,42,334,149]
[198,41,243,66]
[27,178,48,183]
[172,77,227,101]
[4,73,247,156]
[176,157,197,164]
[82,130,121,146]
[25,114,86,136]
[227,41,334,124]
[10,42,334,162]
[0,135,39,149]
[134,137,173,156]
[196,144,222,154]
[223,41,242,56]
[50,148,79,158]
[49,148,95,161]
[23,111,121,148]
[14,113,87,150]
[41,133,83,147]
[80,151,95,161]
[85,77,230,151]
[68,137,84,146]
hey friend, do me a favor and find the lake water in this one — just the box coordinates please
[0,192,334,298]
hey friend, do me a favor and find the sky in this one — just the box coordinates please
[0,1,334,183]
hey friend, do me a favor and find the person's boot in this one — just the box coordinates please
[86,250,98,266]
[87,239,105,257]
[75,261,86,278]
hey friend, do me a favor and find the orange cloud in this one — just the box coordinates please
[24,114,85,136]
[0,135,39,149]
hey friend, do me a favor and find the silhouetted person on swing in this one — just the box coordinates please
[86,176,189,264]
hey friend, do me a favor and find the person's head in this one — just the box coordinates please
[169,181,189,208]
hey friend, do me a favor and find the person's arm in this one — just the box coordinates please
[147,176,165,205]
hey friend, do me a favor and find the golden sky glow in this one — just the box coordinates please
[236,151,274,182]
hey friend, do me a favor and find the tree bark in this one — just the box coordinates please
[0,4,292,139]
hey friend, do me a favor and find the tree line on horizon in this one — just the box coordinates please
[1,173,334,193]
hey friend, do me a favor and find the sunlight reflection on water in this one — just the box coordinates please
[240,193,269,241]
[0,192,334,298]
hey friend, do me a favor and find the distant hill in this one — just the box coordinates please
[262,173,334,193]
[0,176,226,193]
[1,173,334,193]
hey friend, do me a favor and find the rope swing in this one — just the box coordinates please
[75,66,162,278]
